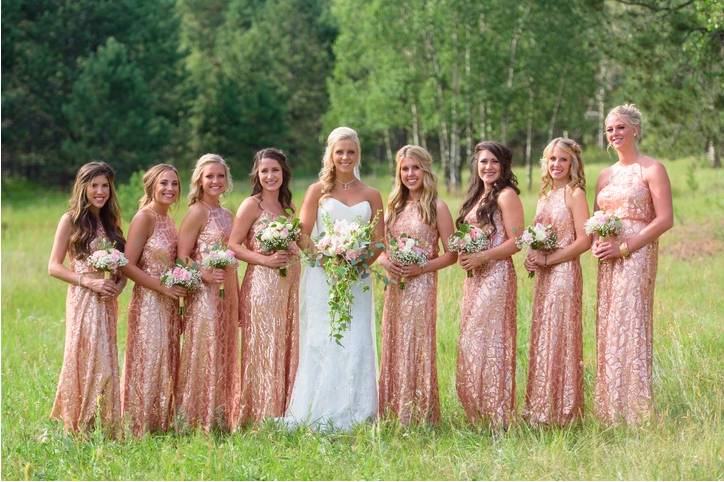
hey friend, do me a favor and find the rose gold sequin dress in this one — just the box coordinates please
[379,203,440,424]
[175,205,239,432]
[122,209,181,436]
[236,207,300,426]
[51,225,121,435]
[595,162,658,425]
[523,187,583,426]
[456,208,517,428]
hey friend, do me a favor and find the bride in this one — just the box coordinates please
[284,127,384,430]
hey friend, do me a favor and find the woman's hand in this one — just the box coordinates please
[526,250,547,270]
[398,263,425,279]
[379,256,403,279]
[263,250,291,269]
[85,276,117,297]
[162,285,187,300]
[459,251,487,272]
[201,267,226,284]
[592,239,621,260]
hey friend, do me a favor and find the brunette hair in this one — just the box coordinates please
[67,161,125,258]
[456,141,520,236]
[249,147,294,212]
[539,137,586,196]
[386,145,438,231]
[138,163,180,208]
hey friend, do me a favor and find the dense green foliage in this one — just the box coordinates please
[2,0,721,183]
[2,158,722,479]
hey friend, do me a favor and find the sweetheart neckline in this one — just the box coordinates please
[321,197,371,210]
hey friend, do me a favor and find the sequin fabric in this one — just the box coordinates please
[122,209,181,436]
[175,205,239,432]
[595,162,658,425]
[51,225,121,435]
[379,203,440,424]
[236,208,300,426]
[523,187,583,426]
[456,208,517,428]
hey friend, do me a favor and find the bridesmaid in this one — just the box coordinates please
[47,161,126,435]
[522,138,590,426]
[229,148,300,426]
[175,153,240,432]
[456,141,524,429]
[122,164,185,436]
[377,145,456,425]
[593,104,673,425]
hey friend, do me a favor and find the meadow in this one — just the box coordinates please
[2,155,722,480]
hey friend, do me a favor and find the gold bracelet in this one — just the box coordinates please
[620,242,631,258]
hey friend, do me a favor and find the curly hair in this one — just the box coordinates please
[386,145,438,231]
[539,137,586,196]
[319,127,361,196]
[456,141,520,237]
[249,147,294,212]
[67,161,125,258]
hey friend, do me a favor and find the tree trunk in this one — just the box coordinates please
[384,129,394,169]
[548,73,566,140]
[709,137,721,168]
[525,87,534,192]
[411,101,420,146]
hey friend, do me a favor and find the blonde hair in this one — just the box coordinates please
[386,145,438,230]
[187,153,233,206]
[319,127,361,195]
[539,137,586,196]
[606,103,643,139]
[138,163,180,208]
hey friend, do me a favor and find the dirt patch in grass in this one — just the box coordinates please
[661,222,724,260]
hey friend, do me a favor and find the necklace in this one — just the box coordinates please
[336,178,358,191]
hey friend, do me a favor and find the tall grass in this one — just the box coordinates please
[2,157,722,479]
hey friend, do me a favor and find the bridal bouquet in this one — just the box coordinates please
[388,234,428,289]
[585,210,622,238]
[312,212,382,345]
[255,214,301,277]
[88,239,128,279]
[448,222,489,277]
[160,260,202,315]
[201,242,237,298]
[516,223,558,277]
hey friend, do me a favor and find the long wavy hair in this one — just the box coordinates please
[457,141,520,237]
[319,127,361,196]
[539,137,586,196]
[138,163,180,209]
[187,153,233,206]
[67,161,125,258]
[249,147,294,212]
[386,145,438,231]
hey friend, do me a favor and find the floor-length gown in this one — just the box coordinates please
[236,205,300,426]
[523,187,584,426]
[51,225,121,435]
[122,209,181,436]
[378,203,440,424]
[175,204,239,432]
[284,197,377,431]
[456,209,517,428]
[595,162,658,425]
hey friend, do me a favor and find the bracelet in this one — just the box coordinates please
[76,273,84,287]
[619,242,631,258]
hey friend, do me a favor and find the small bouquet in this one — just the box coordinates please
[160,259,202,315]
[516,223,558,277]
[311,212,382,345]
[88,239,128,279]
[201,242,238,298]
[447,222,489,277]
[585,210,623,239]
[388,234,428,289]
[255,214,301,277]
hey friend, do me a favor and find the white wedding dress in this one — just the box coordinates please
[283,197,378,431]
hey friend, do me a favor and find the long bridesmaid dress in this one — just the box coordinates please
[595,162,658,425]
[456,209,517,429]
[379,203,440,424]
[175,204,239,432]
[122,209,181,436]
[51,225,121,435]
[523,187,584,426]
[236,204,300,426]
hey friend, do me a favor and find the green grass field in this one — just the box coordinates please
[2,157,723,480]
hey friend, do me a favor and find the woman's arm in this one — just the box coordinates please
[297,183,323,250]
[397,200,458,279]
[178,204,225,284]
[532,187,592,267]
[229,197,289,269]
[366,187,385,265]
